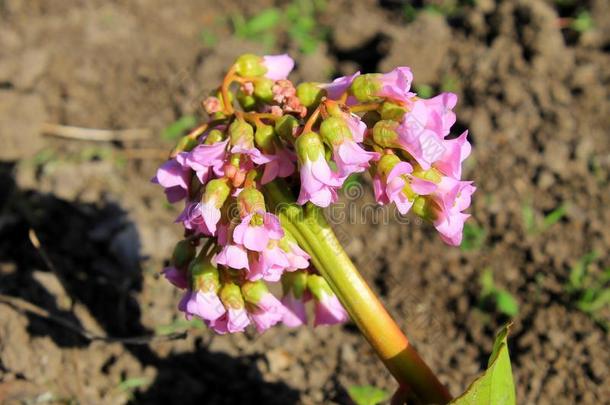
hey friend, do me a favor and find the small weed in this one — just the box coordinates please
[565,252,610,329]
[522,201,568,235]
[231,0,327,54]
[479,268,519,318]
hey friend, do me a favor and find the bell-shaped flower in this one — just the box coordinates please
[152,152,191,203]
[295,132,343,207]
[248,241,290,282]
[350,67,414,103]
[280,271,309,327]
[233,211,284,252]
[308,275,349,326]
[434,131,471,180]
[412,176,476,246]
[320,115,379,179]
[186,138,228,183]
[373,155,437,215]
[206,282,250,334]
[178,255,225,322]
[242,281,285,333]
[279,235,310,271]
[177,179,230,235]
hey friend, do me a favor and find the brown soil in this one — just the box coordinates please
[1,0,609,404]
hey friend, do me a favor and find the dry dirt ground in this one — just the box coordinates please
[1,0,609,404]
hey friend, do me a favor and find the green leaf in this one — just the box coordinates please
[450,324,516,405]
[347,385,390,405]
[161,115,197,141]
[495,291,519,317]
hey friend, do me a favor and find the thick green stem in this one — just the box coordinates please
[264,181,451,404]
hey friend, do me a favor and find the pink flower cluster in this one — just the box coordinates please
[153,53,474,334]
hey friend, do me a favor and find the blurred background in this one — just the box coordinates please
[0,0,608,404]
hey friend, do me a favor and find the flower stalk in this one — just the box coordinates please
[264,180,452,404]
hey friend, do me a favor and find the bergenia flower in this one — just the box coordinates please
[177,179,230,235]
[414,177,476,246]
[295,132,343,207]
[152,152,191,203]
[156,55,477,338]
[422,92,458,138]
[260,147,296,184]
[434,131,471,180]
[248,242,290,282]
[350,67,414,103]
[320,115,379,178]
[242,281,285,333]
[232,211,284,252]
[214,282,250,334]
[179,257,225,322]
[280,271,309,327]
[308,275,349,326]
[373,155,437,215]
[186,138,228,183]
[279,236,310,271]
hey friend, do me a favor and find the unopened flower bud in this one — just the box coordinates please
[372,120,399,148]
[203,96,222,114]
[190,253,220,293]
[172,239,196,270]
[376,154,401,178]
[203,178,230,207]
[203,129,224,145]
[411,196,438,221]
[319,116,351,146]
[274,114,300,141]
[254,124,276,152]
[220,281,245,310]
[350,73,382,103]
[229,119,254,149]
[253,77,274,103]
[234,54,266,77]
[295,132,325,162]
[175,135,198,152]
[237,88,257,110]
[412,167,443,184]
[240,280,269,305]
[380,101,407,121]
[237,187,266,216]
[297,82,325,109]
